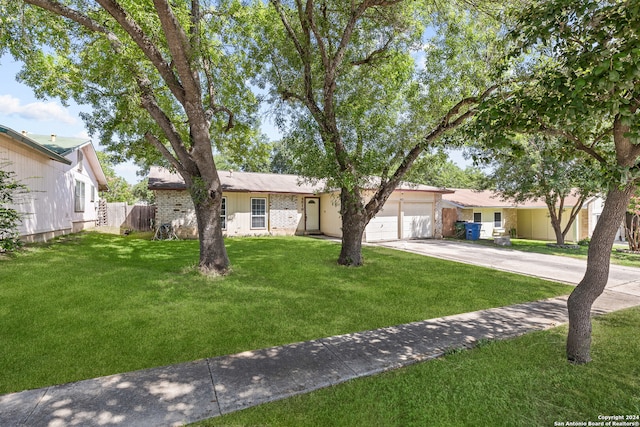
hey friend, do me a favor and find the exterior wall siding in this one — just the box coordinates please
[469,208,506,238]
[320,193,342,238]
[1,135,101,241]
[516,208,580,242]
[580,209,589,241]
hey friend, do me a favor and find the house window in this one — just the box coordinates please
[90,185,95,202]
[77,150,84,172]
[494,212,502,227]
[74,180,86,212]
[473,212,482,223]
[251,198,266,229]
[221,197,227,230]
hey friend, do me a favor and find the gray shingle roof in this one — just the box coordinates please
[148,166,453,195]
[148,166,325,194]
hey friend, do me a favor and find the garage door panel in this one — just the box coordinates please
[366,202,398,241]
[402,202,432,239]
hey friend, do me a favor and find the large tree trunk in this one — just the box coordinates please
[193,195,229,275]
[184,170,230,275]
[338,190,368,266]
[550,214,566,245]
[566,182,635,363]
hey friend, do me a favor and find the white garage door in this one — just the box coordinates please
[402,202,433,239]
[366,202,399,242]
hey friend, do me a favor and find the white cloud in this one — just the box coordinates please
[0,94,77,124]
[74,130,91,139]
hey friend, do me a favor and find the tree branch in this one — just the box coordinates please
[202,56,234,132]
[271,0,323,122]
[538,125,608,165]
[152,0,201,99]
[136,75,197,174]
[364,84,499,219]
[352,36,393,66]
[144,132,184,175]
[94,0,186,103]
[23,0,121,47]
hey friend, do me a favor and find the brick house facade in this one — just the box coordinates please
[149,167,451,242]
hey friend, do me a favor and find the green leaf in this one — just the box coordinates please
[609,70,620,82]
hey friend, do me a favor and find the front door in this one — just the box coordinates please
[305,197,320,231]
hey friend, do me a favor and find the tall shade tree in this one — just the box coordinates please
[0,0,260,275]
[473,0,640,363]
[470,136,604,245]
[247,0,500,266]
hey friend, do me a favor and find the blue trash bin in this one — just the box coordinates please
[465,222,482,240]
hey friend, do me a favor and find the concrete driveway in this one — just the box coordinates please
[375,239,640,297]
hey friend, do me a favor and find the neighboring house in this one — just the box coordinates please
[149,166,453,242]
[442,188,597,242]
[0,125,108,242]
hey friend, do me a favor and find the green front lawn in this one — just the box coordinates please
[201,307,640,427]
[0,232,571,395]
[464,238,640,268]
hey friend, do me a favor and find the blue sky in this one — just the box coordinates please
[1,54,469,185]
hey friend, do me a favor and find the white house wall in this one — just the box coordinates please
[0,136,100,241]
[71,146,101,231]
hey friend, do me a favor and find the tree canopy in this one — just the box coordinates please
[0,0,268,274]
[470,135,604,245]
[473,0,640,364]
[247,0,501,265]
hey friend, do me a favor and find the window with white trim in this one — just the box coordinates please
[221,197,227,230]
[251,198,266,229]
[494,212,502,227]
[74,180,86,212]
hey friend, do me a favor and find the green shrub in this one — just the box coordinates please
[0,163,26,253]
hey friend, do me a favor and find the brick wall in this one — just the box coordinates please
[155,190,304,238]
[269,194,302,235]
[155,190,197,238]
[504,208,518,236]
[434,198,443,238]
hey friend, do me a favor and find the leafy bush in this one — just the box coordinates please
[578,237,590,247]
[0,164,26,253]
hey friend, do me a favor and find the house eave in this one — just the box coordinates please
[0,125,72,165]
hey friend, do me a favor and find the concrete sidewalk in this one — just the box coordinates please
[2,242,640,426]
